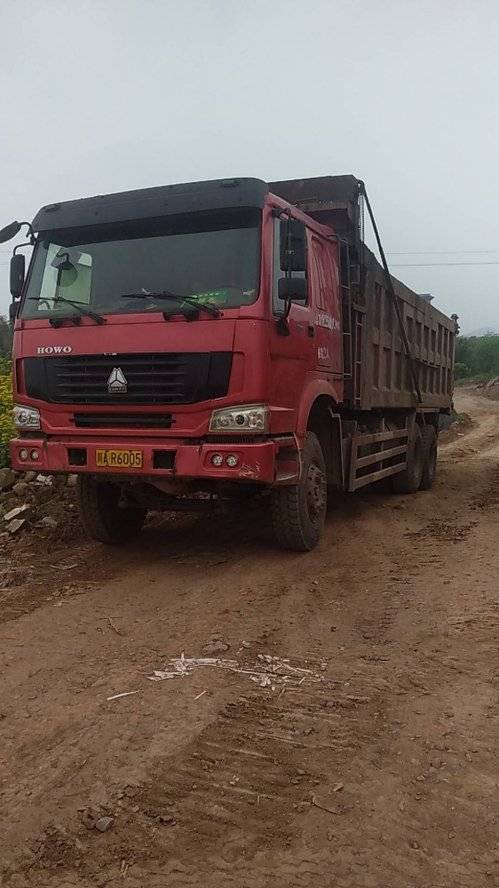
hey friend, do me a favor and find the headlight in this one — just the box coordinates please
[209,404,269,434]
[13,404,41,431]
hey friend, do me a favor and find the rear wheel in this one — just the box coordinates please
[420,425,437,490]
[391,425,424,494]
[77,476,147,544]
[270,432,327,551]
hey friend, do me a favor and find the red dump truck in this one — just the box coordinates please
[2,175,456,550]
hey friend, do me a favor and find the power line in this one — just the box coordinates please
[387,249,499,255]
[391,261,499,267]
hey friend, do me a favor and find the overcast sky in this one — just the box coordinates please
[1,0,498,333]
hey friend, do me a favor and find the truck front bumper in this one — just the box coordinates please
[10,435,298,485]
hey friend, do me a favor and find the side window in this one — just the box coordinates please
[310,237,330,310]
[272,217,307,314]
[36,244,92,310]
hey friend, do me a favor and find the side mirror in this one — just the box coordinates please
[10,253,25,299]
[280,218,307,272]
[0,221,21,244]
[278,276,307,302]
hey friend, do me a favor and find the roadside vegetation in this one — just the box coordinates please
[455,333,499,382]
[0,317,13,468]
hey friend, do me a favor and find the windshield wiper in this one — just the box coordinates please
[28,296,106,325]
[120,291,221,317]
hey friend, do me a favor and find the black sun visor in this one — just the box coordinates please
[32,178,269,234]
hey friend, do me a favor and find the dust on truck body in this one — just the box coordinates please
[5,175,456,550]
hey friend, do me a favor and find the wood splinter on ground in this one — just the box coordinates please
[311,795,344,815]
[106,691,139,701]
[107,616,122,635]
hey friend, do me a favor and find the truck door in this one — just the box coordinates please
[269,216,315,413]
[308,234,342,376]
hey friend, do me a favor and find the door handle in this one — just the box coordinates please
[307,324,315,338]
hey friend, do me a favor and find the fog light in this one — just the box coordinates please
[226,454,239,468]
[30,449,40,461]
[19,448,29,461]
[211,453,223,467]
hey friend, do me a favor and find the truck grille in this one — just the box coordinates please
[24,352,232,406]
[73,413,174,429]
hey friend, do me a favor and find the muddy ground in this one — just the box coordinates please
[0,388,497,888]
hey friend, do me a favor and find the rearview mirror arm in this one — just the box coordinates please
[13,240,34,256]
[18,222,36,245]
[276,210,294,335]
[275,295,292,337]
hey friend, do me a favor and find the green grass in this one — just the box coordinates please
[0,363,13,468]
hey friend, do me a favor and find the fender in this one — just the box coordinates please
[296,377,342,438]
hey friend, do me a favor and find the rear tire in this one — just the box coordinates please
[77,476,147,544]
[270,432,327,551]
[391,425,424,494]
[420,426,437,490]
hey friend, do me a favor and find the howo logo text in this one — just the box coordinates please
[37,345,73,355]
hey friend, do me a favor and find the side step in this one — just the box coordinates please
[348,428,409,491]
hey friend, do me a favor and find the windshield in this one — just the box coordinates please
[21,209,261,319]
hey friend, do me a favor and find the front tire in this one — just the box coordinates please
[270,432,327,551]
[77,476,147,544]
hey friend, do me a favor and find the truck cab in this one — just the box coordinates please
[7,178,344,548]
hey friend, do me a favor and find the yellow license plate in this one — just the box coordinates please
[95,449,143,469]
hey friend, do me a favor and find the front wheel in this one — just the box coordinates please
[77,476,147,544]
[270,432,327,551]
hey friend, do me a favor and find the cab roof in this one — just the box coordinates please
[32,177,269,233]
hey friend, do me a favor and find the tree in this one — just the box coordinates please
[455,334,499,378]
[454,362,470,380]
[0,315,12,357]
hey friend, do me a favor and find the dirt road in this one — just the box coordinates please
[1,389,497,888]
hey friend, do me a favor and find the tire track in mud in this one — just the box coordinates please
[30,504,492,887]
[27,671,384,885]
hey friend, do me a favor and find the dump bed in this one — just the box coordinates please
[356,244,456,410]
[269,176,456,412]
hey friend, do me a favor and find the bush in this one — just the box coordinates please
[0,316,12,356]
[0,360,13,468]
[454,362,471,380]
[455,334,499,379]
